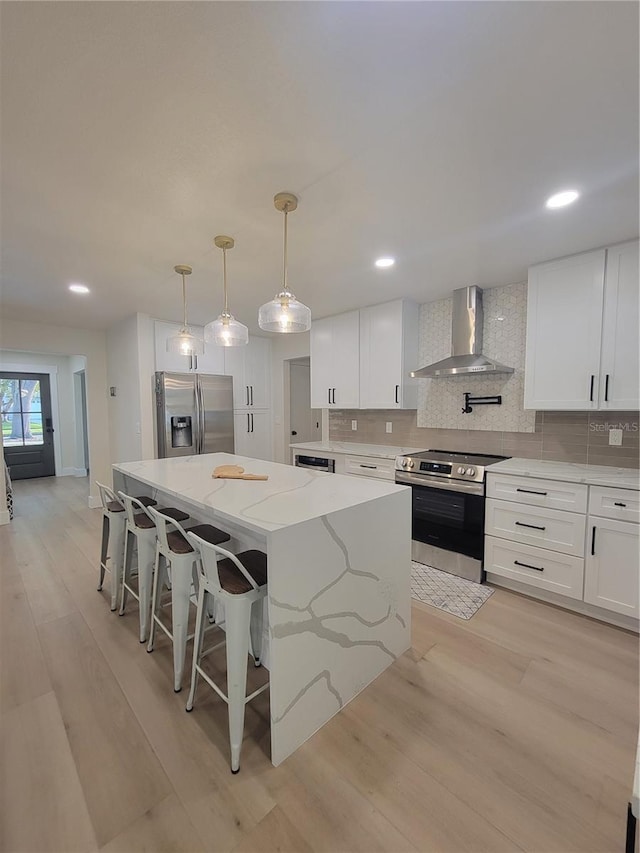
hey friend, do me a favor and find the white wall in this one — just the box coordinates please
[270,332,311,463]
[0,319,110,506]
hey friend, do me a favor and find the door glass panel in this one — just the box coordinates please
[1,378,21,445]
[3,412,24,445]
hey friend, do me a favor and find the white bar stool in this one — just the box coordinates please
[96,482,156,611]
[118,492,190,643]
[185,532,268,774]
[147,508,231,692]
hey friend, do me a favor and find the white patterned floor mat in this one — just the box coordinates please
[411,561,494,619]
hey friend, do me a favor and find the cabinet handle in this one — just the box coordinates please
[251,413,254,433]
[328,388,331,405]
[189,356,193,370]
[604,374,610,402]
[331,388,336,405]
[395,384,399,405]
[591,525,596,555]
[514,560,544,572]
[359,464,377,469]
[247,413,250,433]
[515,521,546,531]
[194,355,198,370]
[614,502,627,507]
[250,385,254,406]
[589,374,595,402]
[246,386,250,406]
[516,488,547,496]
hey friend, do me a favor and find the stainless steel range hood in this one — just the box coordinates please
[410,285,514,378]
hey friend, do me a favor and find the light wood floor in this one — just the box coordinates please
[1,476,638,853]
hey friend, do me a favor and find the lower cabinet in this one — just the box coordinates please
[234,410,272,461]
[584,516,640,618]
[484,536,584,600]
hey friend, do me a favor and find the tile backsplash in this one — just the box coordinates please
[329,409,640,468]
[417,282,536,432]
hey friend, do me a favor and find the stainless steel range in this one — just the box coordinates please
[395,449,509,583]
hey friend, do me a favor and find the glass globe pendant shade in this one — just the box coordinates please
[258,290,311,333]
[204,312,249,347]
[166,327,204,356]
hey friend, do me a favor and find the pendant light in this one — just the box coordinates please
[204,236,249,347]
[166,265,204,356]
[258,192,311,333]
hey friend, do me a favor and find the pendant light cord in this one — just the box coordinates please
[223,246,229,317]
[282,206,289,292]
[182,272,187,329]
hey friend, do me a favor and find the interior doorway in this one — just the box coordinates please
[288,358,321,446]
[74,368,90,474]
[1,371,56,479]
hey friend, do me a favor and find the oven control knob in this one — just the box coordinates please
[457,466,465,474]
[408,460,415,469]
[401,458,408,468]
[466,467,476,476]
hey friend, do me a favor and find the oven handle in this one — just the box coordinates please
[394,471,484,495]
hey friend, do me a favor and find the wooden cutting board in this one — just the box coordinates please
[212,465,269,481]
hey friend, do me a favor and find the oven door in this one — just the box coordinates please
[395,472,485,560]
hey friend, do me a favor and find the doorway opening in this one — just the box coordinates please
[0,372,55,479]
[286,358,321,451]
[73,368,90,475]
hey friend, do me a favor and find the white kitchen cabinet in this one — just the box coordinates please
[310,310,359,408]
[524,240,639,411]
[359,300,419,409]
[524,249,605,410]
[225,336,271,410]
[234,410,272,461]
[154,320,224,374]
[599,240,640,410]
[584,516,639,618]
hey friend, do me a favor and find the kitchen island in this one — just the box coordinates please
[113,453,411,765]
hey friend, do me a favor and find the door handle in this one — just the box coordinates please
[589,374,595,402]
[395,384,399,405]
[591,525,596,555]
[604,374,610,402]
[291,430,297,436]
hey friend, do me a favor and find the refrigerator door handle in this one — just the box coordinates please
[196,379,204,454]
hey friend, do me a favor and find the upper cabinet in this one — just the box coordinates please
[599,241,639,410]
[524,240,639,411]
[310,311,360,408]
[224,336,272,410]
[359,300,419,409]
[154,320,225,375]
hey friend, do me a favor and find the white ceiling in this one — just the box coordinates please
[1,2,638,333]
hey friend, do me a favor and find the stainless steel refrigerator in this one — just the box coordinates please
[155,372,234,458]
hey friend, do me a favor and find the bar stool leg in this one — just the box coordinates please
[147,547,163,653]
[98,515,109,591]
[170,559,194,692]
[108,516,126,612]
[119,529,135,616]
[225,598,252,773]
[250,599,264,667]
[186,583,208,712]
[137,534,156,643]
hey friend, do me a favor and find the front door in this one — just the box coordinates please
[1,372,56,479]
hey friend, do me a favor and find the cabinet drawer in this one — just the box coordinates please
[486,473,587,513]
[485,536,584,600]
[344,455,395,481]
[588,486,639,524]
[485,499,586,557]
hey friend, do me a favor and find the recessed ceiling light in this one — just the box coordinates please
[545,189,580,209]
[375,257,395,268]
[69,283,90,294]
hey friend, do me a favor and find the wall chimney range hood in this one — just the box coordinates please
[410,285,515,378]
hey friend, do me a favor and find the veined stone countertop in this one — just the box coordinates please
[489,457,640,491]
[114,453,408,535]
[289,441,426,459]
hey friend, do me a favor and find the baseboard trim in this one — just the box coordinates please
[88,495,101,509]
[61,467,88,477]
[0,509,11,526]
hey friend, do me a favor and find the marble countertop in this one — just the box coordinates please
[488,458,640,490]
[289,441,426,459]
[114,453,408,535]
